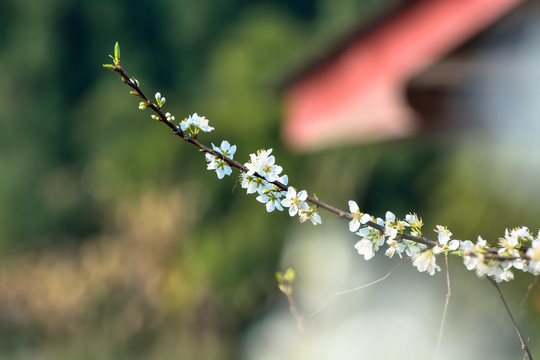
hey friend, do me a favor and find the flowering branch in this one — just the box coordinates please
[102,42,540,282]
[104,43,536,357]
[103,43,540,282]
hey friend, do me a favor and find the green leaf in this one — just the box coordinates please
[102,64,115,70]
[283,267,295,282]
[114,42,120,60]
[275,271,284,284]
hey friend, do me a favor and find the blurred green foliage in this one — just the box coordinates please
[0,0,539,359]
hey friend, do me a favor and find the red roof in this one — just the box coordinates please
[283,0,523,151]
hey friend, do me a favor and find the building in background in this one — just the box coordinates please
[282,0,538,151]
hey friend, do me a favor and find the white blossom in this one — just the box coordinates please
[360,213,372,225]
[281,187,309,217]
[348,200,363,232]
[205,140,236,179]
[256,188,285,212]
[404,241,422,257]
[206,153,231,179]
[385,211,396,223]
[461,236,489,272]
[460,240,474,252]
[499,266,514,282]
[299,207,322,225]
[511,258,525,270]
[433,225,460,254]
[240,174,268,194]
[385,238,405,258]
[405,213,422,228]
[181,113,214,133]
[354,218,385,261]
[385,226,398,242]
[527,237,540,275]
[384,211,400,245]
[193,114,214,132]
[412,251,440,275]
[355,238,375,260]
[214,140,236,158]
[463,254,482,271]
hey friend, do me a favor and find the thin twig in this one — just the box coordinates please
[285,289,304,334]
[487,277,533,360]
[277,269,304,334]
[436,254,452,357]
[309,260,403,318]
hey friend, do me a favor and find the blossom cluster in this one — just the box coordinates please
[347,200,540,282]
[138,95,322,225]
[241,149,321,225]
[459,227,540,281]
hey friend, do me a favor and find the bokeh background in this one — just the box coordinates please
[0,0,539,359]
